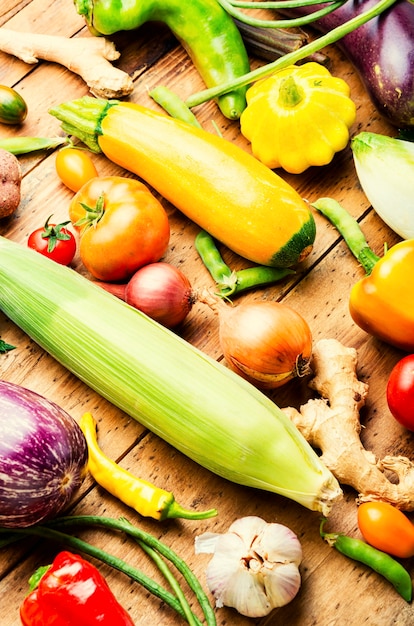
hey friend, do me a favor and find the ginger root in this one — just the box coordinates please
[0,28,133,99]
[282,338,414,511]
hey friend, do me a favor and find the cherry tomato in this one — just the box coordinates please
[28,215,77,266]
[69,176,170,281]
[358,501,414,558]
[55,147,99,192]
[386,354,414,431]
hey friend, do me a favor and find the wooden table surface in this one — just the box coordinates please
[1,0,413,624]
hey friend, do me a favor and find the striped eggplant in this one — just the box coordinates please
[0,380,88,528]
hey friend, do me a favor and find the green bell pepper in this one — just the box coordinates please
[73,0,251,120]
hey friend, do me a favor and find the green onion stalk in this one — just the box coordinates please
[185,0,398,109]
[150,0,398,121]
[0,515,216,626]
[218,0,348,28]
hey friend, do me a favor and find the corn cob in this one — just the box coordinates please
[0,236,342,515]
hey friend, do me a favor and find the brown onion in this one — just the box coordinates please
[98,262,195,328]
[219,300,312,389]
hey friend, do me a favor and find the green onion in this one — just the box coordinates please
[0,236,342,515]
[217,0,347,28]
[351,132,414,240]
[185,0,398,110]
[0,515,216,625]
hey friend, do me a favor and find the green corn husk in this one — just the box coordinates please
[0,236,342,515]
[0,136,69,154]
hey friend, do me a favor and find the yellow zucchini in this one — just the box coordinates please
[50,97,316,268]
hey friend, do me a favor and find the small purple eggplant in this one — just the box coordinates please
[0,380,88,528]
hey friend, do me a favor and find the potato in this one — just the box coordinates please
[0,148,21,218]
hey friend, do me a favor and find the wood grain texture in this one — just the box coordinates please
[0,0,413,624]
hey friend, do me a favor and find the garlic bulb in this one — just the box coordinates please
[195,516,302,617]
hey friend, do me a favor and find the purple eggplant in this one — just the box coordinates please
[0,380,88,528]
[278,0,414,128]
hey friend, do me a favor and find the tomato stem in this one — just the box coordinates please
[75,194,105,229]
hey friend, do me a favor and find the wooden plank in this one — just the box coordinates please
[0,0,413,624]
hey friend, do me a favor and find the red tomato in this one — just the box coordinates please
[386,354,414,431]
[55,147,99,192]
[69,176,170,281]
[28,215,77,266]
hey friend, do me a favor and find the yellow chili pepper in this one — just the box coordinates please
[313,197,414,352]
[240,62,356,174]
[79,412,217,521]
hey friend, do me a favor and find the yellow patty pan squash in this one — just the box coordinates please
[240,62,356,174]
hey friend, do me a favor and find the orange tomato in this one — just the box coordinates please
[56,147,99,192]
[69,176,170,281]
[357,501,414,558]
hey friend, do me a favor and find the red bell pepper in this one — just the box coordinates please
[20,551,135,626]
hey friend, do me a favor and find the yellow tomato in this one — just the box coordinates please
[55,147,99,192]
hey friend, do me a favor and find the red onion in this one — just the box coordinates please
[0,380,88,528]
[98,262,195,328]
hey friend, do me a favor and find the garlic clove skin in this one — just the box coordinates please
[195,516,302,618]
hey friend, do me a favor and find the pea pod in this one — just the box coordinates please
[320,519,413,602]
[73,0,250,120]
[0,85,27,124]
[195,230,294,298]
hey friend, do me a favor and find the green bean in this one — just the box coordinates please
[0,515,217,625]
[195,229,294,297]
[150,86,202,128]
[320,519,413,602]
[0,524,199,622]
[231,266,294,296]
[50,515,217,625]
[312,197,380,274]
[195,230,233,284]
[0,136,69,155]
[131,536,198,626]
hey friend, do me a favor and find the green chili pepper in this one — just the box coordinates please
[320,519,413,602]
[195,229,294,297]
[74,0,251,120]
